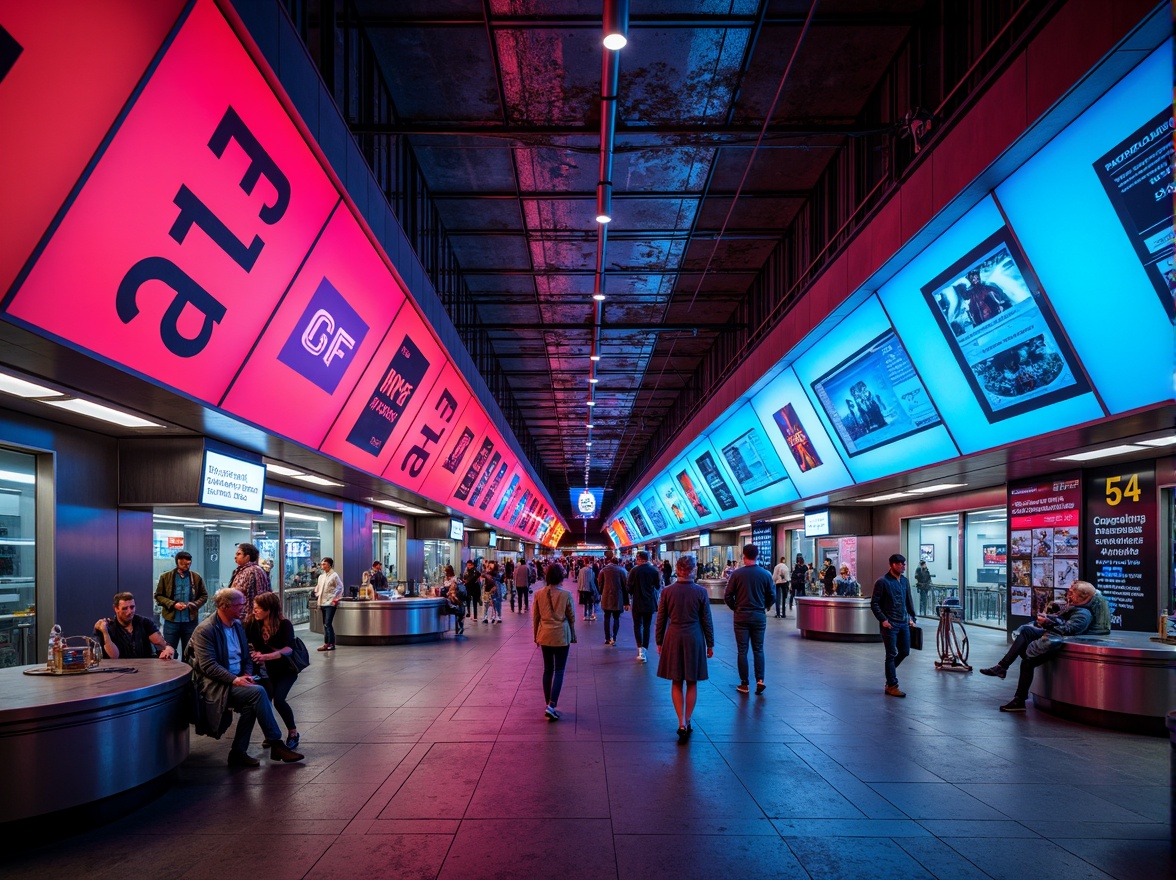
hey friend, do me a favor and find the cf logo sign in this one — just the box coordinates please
[301,309,355,367]
[277,277,368,394]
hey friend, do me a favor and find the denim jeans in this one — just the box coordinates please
[734,619,766,683]
[604,610,621,641]
[541,645,570,707]
[632,612,654,649]
[228,683,282,753]
[163,619,198,656]
[881,622,910,687]
[262,673,297,730]
[322,604,338,645]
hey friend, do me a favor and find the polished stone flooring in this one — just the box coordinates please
[11,594,1172,879]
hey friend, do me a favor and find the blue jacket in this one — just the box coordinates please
[870,572,916,625]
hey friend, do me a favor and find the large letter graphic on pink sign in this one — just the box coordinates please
[221,206,408,448]
[385,363,474,494]
[3,0,338,403]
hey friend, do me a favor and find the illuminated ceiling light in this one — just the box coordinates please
[767,514,804,523]
[855,492,912,502]
[587,400,596,406]
[586,441,593,447]
[1138,435,1176,447]
[42,398,161,428]
[265,463,304,477]
[603,32,627,50]
[595,183,612,224]
[586,423,594,429]
[603,0,629,50]
[1052,445,1146,462]
[0,371,61,398]
[908,483,968,494]
[589,376,599,383]
[0,469,35,484]
[289,473,344,487]
[592,292,607,301]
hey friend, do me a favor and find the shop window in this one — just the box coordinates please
[373,522,402,584]
[424,539,454,587]
[964,508,1009,629]
[0,448,36,667]
[283,503,334,624]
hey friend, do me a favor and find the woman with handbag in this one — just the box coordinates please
[246,591,301,750]
[532,562,576,721]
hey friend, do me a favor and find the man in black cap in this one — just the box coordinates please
[870,554,917,697]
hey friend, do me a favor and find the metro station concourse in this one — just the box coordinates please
[0,1,1173,878]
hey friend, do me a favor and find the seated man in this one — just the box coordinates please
[94,592,175,660]
[980,580,1110,712]
[188,587,304,766]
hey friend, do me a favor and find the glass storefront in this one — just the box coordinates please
[0,448,36,667]
[904,507,1006,630]
[372,521,402,584]
[152,501,335,627]
[423,539,455,589]
[697,544,735,580]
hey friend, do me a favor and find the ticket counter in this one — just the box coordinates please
[795,596,880,641]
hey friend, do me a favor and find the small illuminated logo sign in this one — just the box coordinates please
[578,490,597,515]
[277,277,368,393]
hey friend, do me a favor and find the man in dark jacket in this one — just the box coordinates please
[462,560,482,619]
[597,554,629,646]
[789,554,807,611]
[625,550,662,662]
[870,554,917,698]
[980,580,1105,712]
[724,544,774,694]
[155,550,207,656]
[189,587,304,766]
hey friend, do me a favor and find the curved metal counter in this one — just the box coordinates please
[795,596,880,642]
[0,659,191,823]
[1030,632,1176,736]
[310,597,452,645]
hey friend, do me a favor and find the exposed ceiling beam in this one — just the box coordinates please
[430,189,808,200]
[352,121,860,137]
[479,323,740,331]
[463,267,756,276]
[349,13,917,29]
[447,229,784,240]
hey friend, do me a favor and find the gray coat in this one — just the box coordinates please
[186,613,254,738]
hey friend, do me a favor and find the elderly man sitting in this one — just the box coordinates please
[980,580,1110,712]
[188,587,304,766]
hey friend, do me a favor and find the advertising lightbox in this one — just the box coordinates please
[200,448,265,514]
[706,402,797,512]
[794,296,959,483]
[748,366,851,497]
[571,487,604,518]
[653,469,697,529]
[448,518,464,541]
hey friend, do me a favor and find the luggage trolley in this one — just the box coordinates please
[934,596,971,672]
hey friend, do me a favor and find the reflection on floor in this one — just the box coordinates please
[10,592,1172,879]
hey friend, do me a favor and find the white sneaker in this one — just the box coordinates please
[639,647,647,662]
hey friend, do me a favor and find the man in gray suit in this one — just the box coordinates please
[189,588,304,766]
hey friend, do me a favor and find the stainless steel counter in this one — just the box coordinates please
[795,596,880,642]
[0,659,191,822]
[700,578,727,603]
[1031,631,1176,735]
[309,597,453,645]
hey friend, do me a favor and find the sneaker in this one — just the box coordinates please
[884,684,906,698]
[755,681,766,695]
[482,618,488,624]
[640,647,648,662]
[493,618,500,624]
[545,705,560,721]
[1000,698,1027,712]
[980,665,1007,679]
[735,682,750,694]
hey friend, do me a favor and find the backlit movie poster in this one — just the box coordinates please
[811,330,941,456]
[1093,109,1175,319]
[921,228,1089,421]
[345,335,430,456]
[720,425,786,493]
[694,450,739,511]
[676,468,712,518]
[640,493,668,533]
[772,404,822,472]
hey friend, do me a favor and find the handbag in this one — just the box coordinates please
[286,636,311,673]
[909,624,923,651]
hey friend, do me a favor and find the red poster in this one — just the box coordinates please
[0,0,187,298]
[221,207,408,447]
[319,302,446,474]
[4,0,339,403]
[383,363,474,495]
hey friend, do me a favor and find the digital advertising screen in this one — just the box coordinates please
[699,531,711,548]
[670,452,722,525]
[199,448,265,514]
[795,296,959,483]
[878,199,1106,454]
[493,473,522,520]
[919,226,1090,422]
[653,470,697,529]
[707,402,797,513]
[688,438,748,520]
[748,366,851,497]
[385,363,475,495]
[628,505,651,539]
[639,490,671,535]
[571,487,604,519]
[803,509,830,537]
[448,518,464,541]
[995,41,1172,414]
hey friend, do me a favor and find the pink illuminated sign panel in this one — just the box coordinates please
[4,0,339,402]
[221,206,408,447]
[384,363,474,495]
[1,0,565,541]
[318,302,446,473]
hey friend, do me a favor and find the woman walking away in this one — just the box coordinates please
[656,554,714,743]
[577,561,598,621]
[533,562,577,720]
[314,557,343,651]
[246,591,301,750]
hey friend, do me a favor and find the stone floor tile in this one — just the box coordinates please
[305,833,452,880]
[615,833,807,880]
